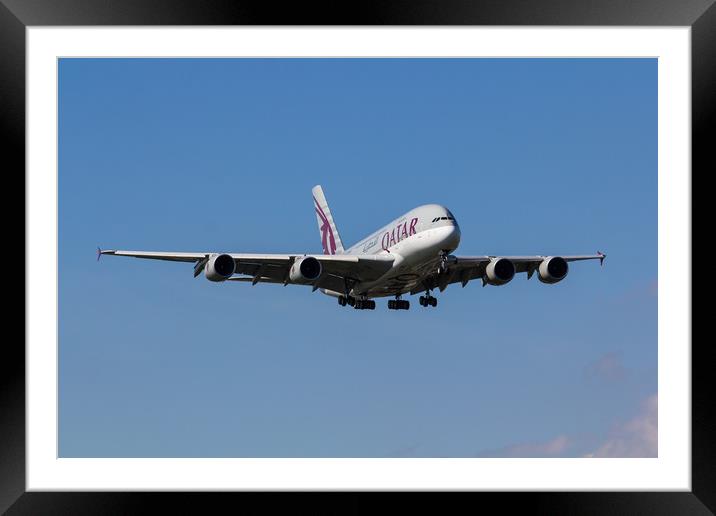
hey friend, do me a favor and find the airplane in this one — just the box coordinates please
[98,185,606,310]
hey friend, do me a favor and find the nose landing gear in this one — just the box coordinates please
[438,251,449,274]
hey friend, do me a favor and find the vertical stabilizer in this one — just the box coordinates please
[312,185,345,255]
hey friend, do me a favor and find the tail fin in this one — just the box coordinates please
[312,185,344,255]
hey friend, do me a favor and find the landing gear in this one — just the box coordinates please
[339,294,375,310]
[354,298,375,310]
[438,251,449,274]
[338,295,357,307]
[419,293,438,307]
[388,299,410,310]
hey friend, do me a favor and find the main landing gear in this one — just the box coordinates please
[419,293,438,307]
[388,298,410,310]
[339,296,375,310]
[354,298,375,310]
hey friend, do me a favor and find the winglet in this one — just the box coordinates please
[97,246,102,262]
[598,251,606,266]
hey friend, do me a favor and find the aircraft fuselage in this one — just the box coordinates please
[324,204,461,298]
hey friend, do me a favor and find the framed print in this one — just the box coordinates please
[5,0,709,513]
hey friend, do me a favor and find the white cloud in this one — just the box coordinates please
[585,393,657,458]
[477,434,571,458]
[585,351,627,382]
[476,394,658,458]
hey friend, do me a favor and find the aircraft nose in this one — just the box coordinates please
[452,224,461,245]
[443,224,461,250]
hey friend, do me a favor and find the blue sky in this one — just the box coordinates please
[59,58,657,458]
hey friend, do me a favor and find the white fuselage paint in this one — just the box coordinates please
[321,204,461,299]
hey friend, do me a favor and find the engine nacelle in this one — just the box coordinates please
[485,257,515,286]
[289,256,322,283]
[538,256,569,284]
[205,253,236,282]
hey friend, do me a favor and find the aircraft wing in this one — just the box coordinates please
[411,252,606,293]
[98,249,394,292]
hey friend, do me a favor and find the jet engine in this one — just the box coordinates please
[205,253,236,282]
[485,257,515,286]
[538,256,569,284]
[289,256,323,283]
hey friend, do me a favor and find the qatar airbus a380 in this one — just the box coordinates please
[99,185,606,310]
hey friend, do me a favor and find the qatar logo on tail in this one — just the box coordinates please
[314,196,337,255]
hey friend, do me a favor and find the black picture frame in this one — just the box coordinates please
[5,1,709,513]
